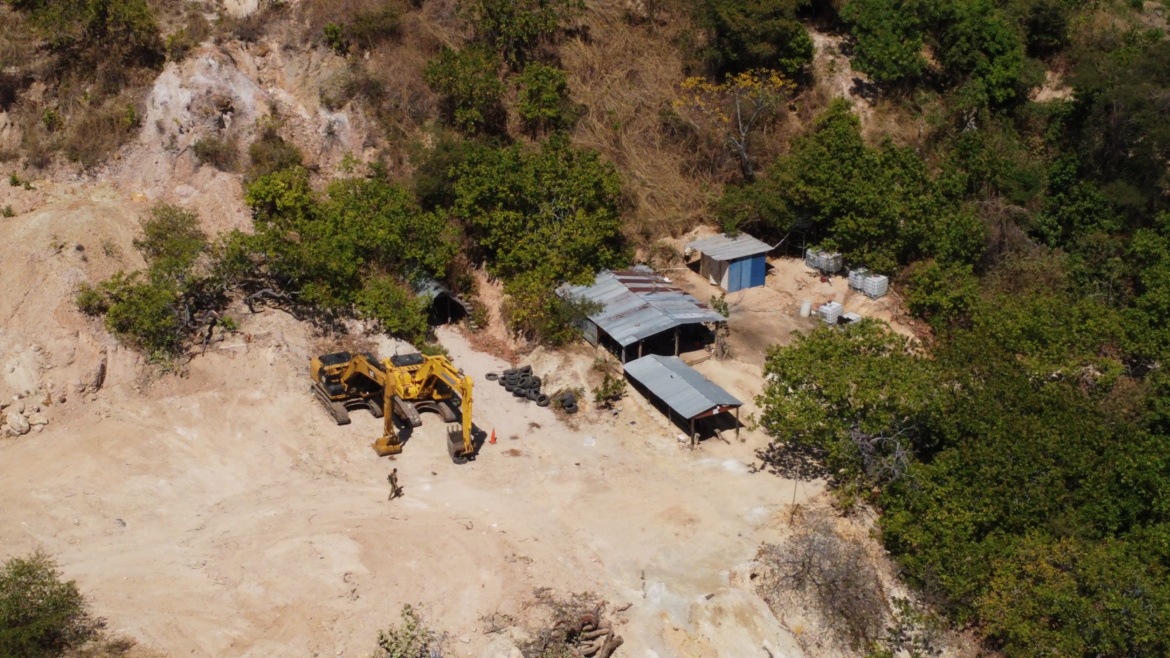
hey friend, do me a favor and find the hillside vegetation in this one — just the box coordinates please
[4,0,1170,655]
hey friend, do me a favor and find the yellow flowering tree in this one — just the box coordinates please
[675,70,795,181]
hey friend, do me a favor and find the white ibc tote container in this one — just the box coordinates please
[848,268,869,290]
[819,301,842,325]
[862,274,889,299]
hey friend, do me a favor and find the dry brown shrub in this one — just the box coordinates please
[754,510,888,651]
[559,1,723,245]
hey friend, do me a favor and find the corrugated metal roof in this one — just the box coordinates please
[623,354,742,420]
[412,277,471,312]
[686,233,773,261]
[559,266,726,347]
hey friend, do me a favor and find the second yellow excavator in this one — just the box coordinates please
[309,350,475,463]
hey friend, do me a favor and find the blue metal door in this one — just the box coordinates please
[727,259,745,292]
[749,255,766,288]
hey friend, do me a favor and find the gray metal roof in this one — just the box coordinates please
[412,277,471,312]
[686,233,773,261]
[559,266,726,347]
[623,354,742,420]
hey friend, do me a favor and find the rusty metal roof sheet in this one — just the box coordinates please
[686,233,772,261]
[560,266,726,347]
[623,354,742,420]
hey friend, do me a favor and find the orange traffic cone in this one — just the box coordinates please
[489,429,497,445]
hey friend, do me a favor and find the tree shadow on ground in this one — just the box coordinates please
[754,440,831,482]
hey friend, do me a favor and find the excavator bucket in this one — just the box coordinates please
[372,436,403,457]
[447,423,469,464]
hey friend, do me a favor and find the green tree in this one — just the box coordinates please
[240,167,454,341]
[757,319,941,486]
[694,0,813,79]
[979,537,1170,658]
[0,551,104,657]
[452,138,627,339]
[8,0,164,68]
[516,63,573,134]
[75,204,226,362]
[841,0,928,86]
[904,259,979,331]
[719,100,974,271]
[464,0,584,67]
[424,47,504,134]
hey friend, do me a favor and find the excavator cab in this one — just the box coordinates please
[309,349,475,463]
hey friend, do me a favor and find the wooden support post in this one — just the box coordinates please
[638,341,643,359]
[690,418,696,449]
[674,327,680,356]
[621,345,626,363]
[736,406,741,440]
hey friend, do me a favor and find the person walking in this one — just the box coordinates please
[387,468,403,500]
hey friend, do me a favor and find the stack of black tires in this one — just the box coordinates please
[485,367,578,414]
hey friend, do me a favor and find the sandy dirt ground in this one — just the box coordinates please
[0,198,826,657]
[0,22,928,658]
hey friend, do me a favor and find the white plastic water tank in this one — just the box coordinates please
[819,301,842,325]
[800,300,812,317]
[822,252,843,274]
[848,268,869,290]
[862,274,889,299]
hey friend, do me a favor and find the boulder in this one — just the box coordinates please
[27,412,48,427]
[5,411,30,435]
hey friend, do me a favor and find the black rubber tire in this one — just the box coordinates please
[504,383,515,393]
[513,387,527,398]
[536,394,551,407]
[485,372,500,381]
[517,376,534,389]
[519,365,532,375]
[560,392,577,406]
[529,376,542,389]
[563,403,578,414]
[526,388,541,401]
[502,368,517,377]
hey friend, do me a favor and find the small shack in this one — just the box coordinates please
[559,266,726,362]
[686,232,772,292]
[412,277,471,326]
[623,354,743,440]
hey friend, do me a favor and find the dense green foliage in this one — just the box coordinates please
[0,551,103,657]
[451,138,627,341]
[745,3,1170,654]
[7,0,163,69]
[719,99,983,271]
[462,0,584,67]
[424,47,504,134]
[238,166,455,343]
[76,204,231,362]
[693,0,814,79]
[516,63,574,134]
[842,0,1033,105]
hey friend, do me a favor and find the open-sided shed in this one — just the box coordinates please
[559,266,726,362]
[623,354,742,440]
[686,232,772,292]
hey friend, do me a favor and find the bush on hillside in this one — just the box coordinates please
[424,47,504,134]
[0,551,104,658]
[516,63,575,135]
[694,0,813,79]
[464,0,584,67]
[193,134,239,172]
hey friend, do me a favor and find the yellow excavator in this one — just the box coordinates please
[309,350,475,463]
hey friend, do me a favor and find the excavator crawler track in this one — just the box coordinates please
[311,383,351,425]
